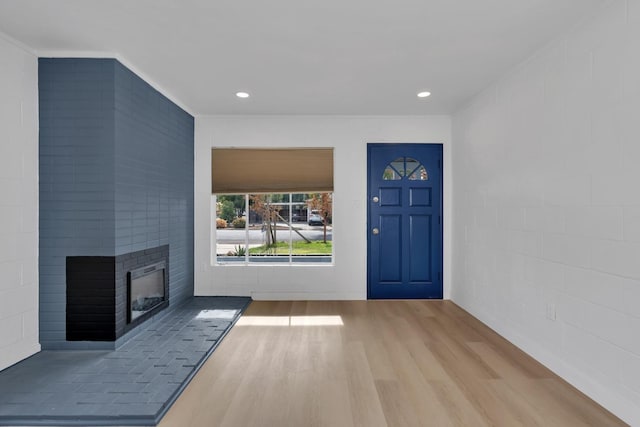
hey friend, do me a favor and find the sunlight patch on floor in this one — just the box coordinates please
[236,315,344,326]
[195,309,240,319]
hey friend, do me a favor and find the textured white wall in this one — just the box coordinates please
[0,34,40,370]
[452,1,640,424]
[195,115,451,300]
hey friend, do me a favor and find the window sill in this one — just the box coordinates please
[215,256,333,267]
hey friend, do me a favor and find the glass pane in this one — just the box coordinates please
[295,192,332,262]
[390,157,405,176]
[383,166,402,181]
[408,165,428,180]
[405,158,419,176]
[215,195,246,262]
[249,194,290,261]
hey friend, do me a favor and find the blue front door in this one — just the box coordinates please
[367,143,443,299]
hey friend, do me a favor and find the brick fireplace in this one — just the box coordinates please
[38,58,194,349]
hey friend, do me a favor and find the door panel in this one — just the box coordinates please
[379,188,402,206]
[378,215,402,283]
[409,188,431,207]
[409,214,431,283]
[368,143,443,299]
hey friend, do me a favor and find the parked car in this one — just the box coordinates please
[292,213,306,222]
[308,213,323,226]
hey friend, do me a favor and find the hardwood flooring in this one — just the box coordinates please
[159,300,626,427]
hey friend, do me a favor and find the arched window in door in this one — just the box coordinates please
[382,157,428,181]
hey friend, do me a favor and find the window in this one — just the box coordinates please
[215,193,332,264]
[382,157,428,181]
[211,148,334,265]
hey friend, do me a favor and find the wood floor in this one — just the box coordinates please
[159,300,626,427]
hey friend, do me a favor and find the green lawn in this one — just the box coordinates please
[249,241,332,255]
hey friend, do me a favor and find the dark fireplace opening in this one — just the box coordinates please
[127,261,167,326]
[66,245,169,343]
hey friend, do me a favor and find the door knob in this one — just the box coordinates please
[372,196,379,203]
[372,228,379,235]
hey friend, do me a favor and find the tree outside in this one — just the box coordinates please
[217,195,245,218]
[250,194,282,248]
[309,192,332,243]
[219,200,236,223]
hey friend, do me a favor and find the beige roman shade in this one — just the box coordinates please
[211,148,334,194]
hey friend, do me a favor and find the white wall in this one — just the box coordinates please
[0,34,40,370]
[452,1,640,424]
[195,115,451,300]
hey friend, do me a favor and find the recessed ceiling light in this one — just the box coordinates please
[236,91,250,98]
[417,91,431,98]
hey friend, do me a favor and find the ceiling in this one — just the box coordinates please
[0,0,606,115]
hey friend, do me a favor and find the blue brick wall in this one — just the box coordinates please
[39,59,116,347]
[38,58,194,349]
[113,61,194,307]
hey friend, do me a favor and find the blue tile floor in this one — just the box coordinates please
[0,297,251,427]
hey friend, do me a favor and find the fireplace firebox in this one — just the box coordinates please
[127,261,167,324]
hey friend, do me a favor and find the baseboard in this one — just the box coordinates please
[250,291,365,300]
